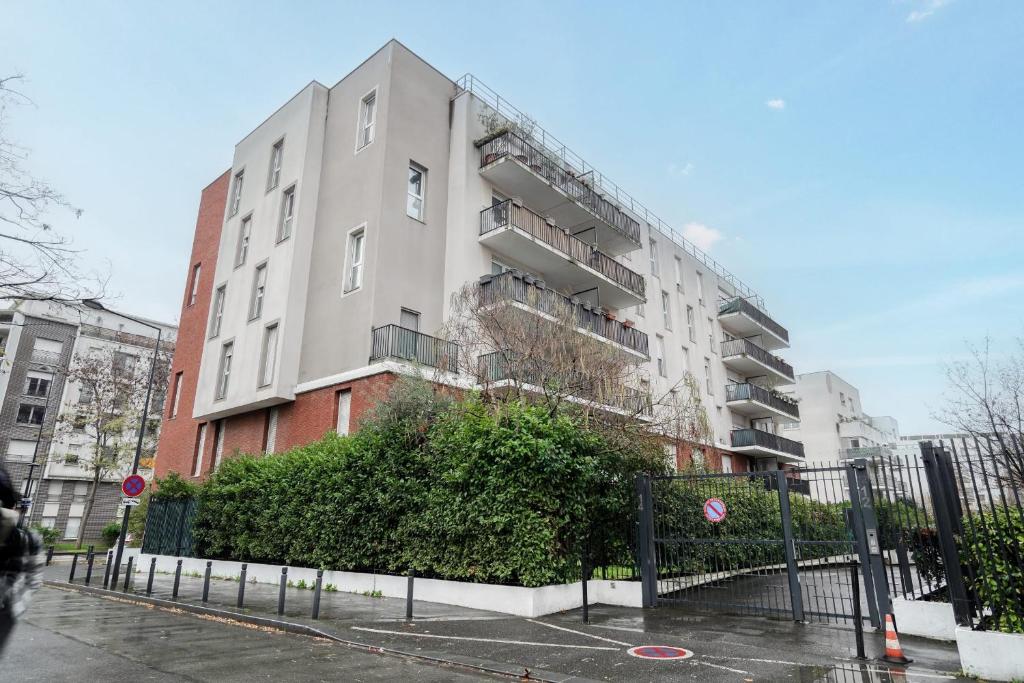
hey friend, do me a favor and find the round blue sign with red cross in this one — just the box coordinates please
[627,645,694,660]
[121,474,146,497]
[703,497,727,523]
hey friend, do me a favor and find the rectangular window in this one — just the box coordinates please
[25,371,53,397]
[170,371,183,418]
[6,439,36,463]
[277,185,296,241]
[249,263,268,320]
[113,351,137,376]
[229,169,244,216]
[400,308,420,332]
[344,228,365,293]
[655,335,667,378]
[48,481,63,498]
[358,91,376,149]
[192,423,207,476]
[264,407,278,454]
[216,342,233,400]
[336,389,352,436]
[213,420,225,470]
[696,271,705,306]
[258,323,279,387]
[664,443,678,472]
[235,215,252,267]
[707,317,716,351]
[674,257,684,291]
[661,290,672,330]
[407,163,426,220]
[63,517,81,541]
[72,483,88,498]
[33,337,63,354]
[16,403,45,425]
[692,448,705,469]
[64,445,80,464]
[210,285,226,338]
[680,346,690,375]
[704,357,713,395]
[721,454,733,473]
[187,263,201,306]
[267,139,283,190]
[686,305,697,343]
[649,238,659,277]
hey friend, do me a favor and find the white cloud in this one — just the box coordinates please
[906,0,952,22]
[682,222,724,251]
[667,161,694,177]
[765,98,786,110]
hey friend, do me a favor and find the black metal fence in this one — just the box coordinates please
[142,498,198,557]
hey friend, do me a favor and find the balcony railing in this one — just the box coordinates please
[730,428,805,459]
[479,351,652,416]
[718,297,789,344]
[30,349,62,365]
[369,325,459,373]
[79,323,174,352]
[479,271,649,357]
[478,131,641,247]
[480,200,645,299]
[720,338,794,381]
[725,383,799,420]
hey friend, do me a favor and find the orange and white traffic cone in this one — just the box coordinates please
[881,613,913,665]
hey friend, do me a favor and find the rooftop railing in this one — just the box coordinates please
[369,325,459,373]
[718,297,789,345]
[720,338,794,381]
[730,428,805,459]
[725,383,799,420]
[480,200,645,299]
[79,323,175,352]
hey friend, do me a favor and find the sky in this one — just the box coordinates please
[2,1,1022,433]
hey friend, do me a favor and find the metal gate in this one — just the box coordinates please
[636,459,892,626]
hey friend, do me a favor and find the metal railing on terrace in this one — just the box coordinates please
[30,349,62,365]
[478,270,649,357]
[480,200,646,299]
[454,73,768,310]
[720,338,794,380]
[730,428,805,459]
[725,383,799,420]
[79,323,174,352]
[718,297,789,344]
[369,325,459,373]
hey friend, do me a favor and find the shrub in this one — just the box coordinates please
[101,522,122,546]
[153,472,199,500]
[961,510,1024,633]
[33,525,60,546]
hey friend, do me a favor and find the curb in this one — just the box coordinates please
[45,580,577,683]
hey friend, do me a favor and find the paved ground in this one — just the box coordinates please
[35,560,972,682]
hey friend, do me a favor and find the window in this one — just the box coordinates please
[235,215,252,267]
[63,516,81,541]
[216,342,233,399]
[491,260,509,276]
[48,481,63,499]
[213,420,225,469]
[661,291,672,330]
[113,351,137,375]
[73,482,88,498]
[6,439,36,463]
[336,389,352,436]
[71,413,87,432]
[17,403,45,425]
[229,169,244,216]
[704,357,713,395]
[655,335,667,377]
[192,423,207,476]
[674,257,684,291]
[400,308,420,332]
[692,448,705,469]
[277,185,296,241]
[258,323,278,387]
[41,517,56,529]
[210,285,226,338]
[64,445,80,464]
[649,238,659,277]
[406,164,426,220]
[686,306,697,343]
[344,227,365,293]
[78,384,95,405]
[170,372,183,418]
[249,263,268,320]
[358,90,376,149]
[32,337,63,362]
[187,263,201,307]
[721,454,733,473]
[42,502,59,518]
[696,271,705,306]
[267,139,284,190]
[25,372,52,397]
[680,346,690,375]
[264,407,278,454]
[840,392,846,406]
[664,443,678,472]
[707,317,716,351]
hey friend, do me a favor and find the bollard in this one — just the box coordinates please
[237,564,247,608]
[85,549,96,585]
[110,550,121,590]
[102,550,114,588]
[311,569,323,620]
[851,561,866,660]
[581,549,590,625]
[46,546,54,566]
[68,552,79,583]
[146,557,156,595]
[202,561,212,602]
[405,568,415,621]
[172,559,182,599]
[278,567,287,616]
[123,556,134,591]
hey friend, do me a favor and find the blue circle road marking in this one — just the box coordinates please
[704,497,727,523]
[627,645,694,660]
[122,475,146,497]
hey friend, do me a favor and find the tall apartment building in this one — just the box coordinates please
[0,299,177,540]
[155,41,802,481]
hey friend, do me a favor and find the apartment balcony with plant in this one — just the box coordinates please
[725,382,800,421]
[718,296,790,350]
[720,338,794,383]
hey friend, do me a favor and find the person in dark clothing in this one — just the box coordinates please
[0,467,43,657]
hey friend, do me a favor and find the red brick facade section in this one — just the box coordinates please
[154,171,229,483]
[671,442,752,473]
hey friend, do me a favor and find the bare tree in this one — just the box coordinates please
[0,75,105,301]
[938,336,1024,488]
[56,344,170,547]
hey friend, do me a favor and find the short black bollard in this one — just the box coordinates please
[237,564,247,608]
[405,568,415,621]
[311,569,323,620]
[202,561,212,602]
[68,552,79,583]
[123,556,134,591]
[851,561,866,660]
[146,557,156,595]
[581,549,590,625]
[102,550,113,588]
[110,550,121,590]
[277,568,287,616]
[172,559,182,599]
[85,549,96,585]
[46,546,54,566]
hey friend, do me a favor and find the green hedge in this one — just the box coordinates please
[962,510,1024,633]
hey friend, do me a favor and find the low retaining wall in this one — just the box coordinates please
[892,598,956,641]
[956,627,1024,681]
[138,553,642,618]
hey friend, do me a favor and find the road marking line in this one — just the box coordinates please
[525,619,634,647]
[350,626,619,651]
[702,655,957,679]
[697,659,751,675]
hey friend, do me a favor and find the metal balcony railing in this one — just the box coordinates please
[730,428,805,459]
[480,200,646,299]
[478,131,641,247]
[79,323,174,352]
[30,349,62,365]
[718,297,789,344]
[369,325,459,373]
[720,338,794,381]
[725,383,799,420]
[479,271,649,357]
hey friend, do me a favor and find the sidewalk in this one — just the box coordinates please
[44,563,969,682]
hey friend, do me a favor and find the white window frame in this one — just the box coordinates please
[213,420,225,469]
[655,335,667,378]
[210,285,226,338]
[216,342,233,400]
[267,138,284,191]
[235,214,252,267]
[229,169,244,217]
[674,256,684,291]
[249,262,268,320]
[686,305,697,343]
[704,357,713,395]
[193,423,207,476]
[707,317,716,352]
[336,389,352,436]
[661,290,672,330]
[258,322,279,388]
[400,308,420,332]
[187,263,201,307]
[696,271,705,306]
[356,88,377,151]
[649,238,659,277]
[170,371,183,418]
[407,163,426,221]
[265,407,278,454]
[343,225,366,294]
[277,184,296,242]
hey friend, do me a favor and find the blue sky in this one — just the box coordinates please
[2,1,1022,432]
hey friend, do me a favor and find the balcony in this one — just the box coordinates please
[30,349,62,366]
[369,325,459,373]
[720,339,794,383]
[478,132,641,255]
[479,351,652,417]
[718,297,789,350]
[725,383,800,421]
[479,270,649,358]
[730,428,805,463]
[480,200,645,309]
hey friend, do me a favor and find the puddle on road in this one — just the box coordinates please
[798,663,955,682]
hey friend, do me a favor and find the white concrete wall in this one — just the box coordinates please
[892,598,956,641]
[956,627,1024,681]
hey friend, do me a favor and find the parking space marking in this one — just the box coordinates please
[350,626,620,651]
[696,659,751,675]
[525,619,634,647]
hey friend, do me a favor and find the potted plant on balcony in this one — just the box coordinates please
[623,319,635,329]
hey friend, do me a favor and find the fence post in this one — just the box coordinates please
[581,539,590,624]
[175,501,187,557]
[776,471,805,622]
[146,557,156,595]
[635,474,657,608]
[102,550,114,589]
[85,548,96,585]
[172,559,182,599]
[68,552,79,583]
[202,561,212,602]
[405,568,415,621]
[46,546,54,566]
[846,462,882,628]
[237,564,247,608]
[123,556,134,591]
[312,569,323,620]
[278,567,287,616]
[851,560,866,659]
[920,443,972,626]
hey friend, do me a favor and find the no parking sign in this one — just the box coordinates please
[703,497,727,523]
